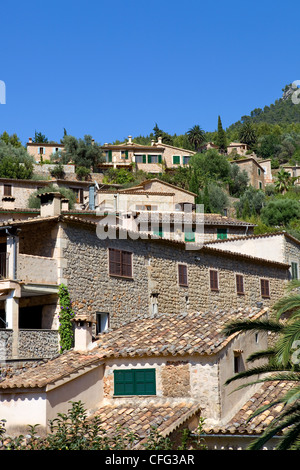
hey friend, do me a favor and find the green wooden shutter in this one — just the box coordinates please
[114,370,135,395]
[173,155,180,164]
[108,150,112,162]
[158,155,162,164]
[142,154,146,163]
[147,155,152,163]
[114,369,156,396]
[217,228,227,240]
[125,150,128,159]
[291,262,298,279]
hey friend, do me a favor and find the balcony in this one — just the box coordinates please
[17,254,58,285]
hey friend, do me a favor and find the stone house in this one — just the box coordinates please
[0,306,266,438]
[26,138,64,163]
[205,231,300,281]
[0,193,290,364]
[0,177,96,214]
[258,159,273,185]
[100,136,195,173]
[0,306,291,450]
[97,178,196,213]
[227,142,249,156]
[230,157,265,190]
[129,211,255,244]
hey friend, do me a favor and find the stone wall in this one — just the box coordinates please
[61,222,288,329]
[0,329,59,361]
[18,330,59,358]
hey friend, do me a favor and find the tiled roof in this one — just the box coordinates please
[0,308,268,390]
[136,212,255,226]
[205,230,300,247]
[94,307,268,359]
[204,380,295,436]
[92,399,201,448]
[0,351,103,389]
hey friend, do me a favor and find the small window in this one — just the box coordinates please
[217,228,227,240]
[236,274,244,294]
[109,248,132,278]
[3,184,12,196]
[258,168,261,176]
[178,264,188,286]
[96,312,109,334]
[210,269,219,291]
[114,369,156,396]
[183,156,190,165]
[261,279,270,298]
[173,155,180,165]
[291,262,298,280]
[234,353,243,373]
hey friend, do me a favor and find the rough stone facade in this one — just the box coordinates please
[61,221,288,330]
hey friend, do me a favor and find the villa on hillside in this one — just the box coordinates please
[100,136,195,173]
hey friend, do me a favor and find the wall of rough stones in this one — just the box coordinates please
[61,222,288,329]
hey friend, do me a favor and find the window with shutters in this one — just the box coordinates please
[173,155,180,165]
[114,369,156,396]
[217,228,227,240]
[291,262,298,280]
[109,248,132,278]
[3,184,12,196]
[178,264,188,286]
[236,274,244,294]
[210,269,219,291]
[260,279,270,298]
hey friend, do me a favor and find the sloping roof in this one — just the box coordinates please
[0,307,268,390]
[205,230,300,247]
[92,400,201,448]
[204,380,295,436]
[120,178,197,197]
[137,212,256,227]
[93,307,268,359]
[0,350,103,390]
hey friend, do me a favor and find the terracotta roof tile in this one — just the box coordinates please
[0,350,103,389]
[204,380,295,435]
[91,399,201,448]
[93,307,268,359]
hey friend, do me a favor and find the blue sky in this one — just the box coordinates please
[0,0,299,145]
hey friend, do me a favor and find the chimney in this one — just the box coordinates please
[2,196,15,210]
[158,136,162,144]
[72,314,96,351]
[61,198,69,211]
[37,192,62,217]
[28,137,32,144]
[128,135,132,144]
[151,139,155,146]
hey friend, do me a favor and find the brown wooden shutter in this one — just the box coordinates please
[178,264,188,286]
[261,279,270,297]
[109,248,121,276]
[3,184,12,196]
[210,270,218,290]
[121,250,132,277]
[236,274,244,294]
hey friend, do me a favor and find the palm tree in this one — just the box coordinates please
[238,121,257,149]
[222,280,300,450]
[187,125,205,152]
[274,168,295,194]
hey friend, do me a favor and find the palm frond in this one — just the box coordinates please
[246,348,276,363]
[222,319,283,337]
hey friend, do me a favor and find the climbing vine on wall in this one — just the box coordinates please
[58,284,75,353]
